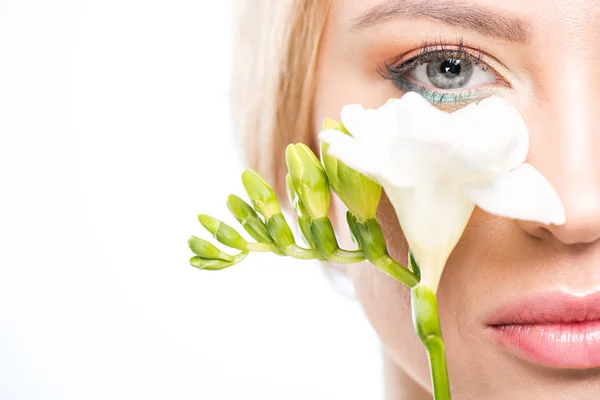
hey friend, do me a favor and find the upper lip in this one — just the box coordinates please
[486,290,600,326]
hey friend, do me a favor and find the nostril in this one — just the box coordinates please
[517,220,553,241]
[533,210,600,246]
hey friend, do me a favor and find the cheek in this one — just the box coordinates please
[349,260,432,390]
[331,194,433,389]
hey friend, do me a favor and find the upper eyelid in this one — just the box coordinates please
[390,38,508,68]
[390,46,488,70]
[399,43,474,60]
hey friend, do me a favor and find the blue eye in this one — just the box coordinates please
[408,56,495,90]
[379,42,502,106]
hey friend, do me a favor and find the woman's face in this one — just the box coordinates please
[312,0,600,398]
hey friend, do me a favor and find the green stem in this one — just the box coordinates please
[411,284,451,400]
[248,214,368,263]
[348,215,419,287]
[233,251,250,264]
[423,335,450,400]
[247,242,287,253]
[328,248,365,264]
[285,245,325,260]
[373,255,419,287]
[248,241,359,262]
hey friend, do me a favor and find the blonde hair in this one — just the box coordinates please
[230,0,331,197]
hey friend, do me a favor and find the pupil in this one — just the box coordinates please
[425,56,473,89]
[440,59,461,76]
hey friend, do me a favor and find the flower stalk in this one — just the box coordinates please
[412,283,451,400]
[190,91,568,400]
[192,166,368,266]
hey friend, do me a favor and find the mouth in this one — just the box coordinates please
[486,290,600,369]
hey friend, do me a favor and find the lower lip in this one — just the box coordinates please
[490,320,600,369]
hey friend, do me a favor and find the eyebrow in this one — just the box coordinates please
[351,0,531,43]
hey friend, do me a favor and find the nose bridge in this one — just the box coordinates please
[550,69,600,185]
[524,53,600,245]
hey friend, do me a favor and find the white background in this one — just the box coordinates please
[0,1,384,399]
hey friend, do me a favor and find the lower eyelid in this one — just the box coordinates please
[394,74,504,107]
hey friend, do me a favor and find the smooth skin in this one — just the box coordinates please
[312,0,600,398]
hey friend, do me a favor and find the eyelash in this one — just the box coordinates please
[378,39,501,106]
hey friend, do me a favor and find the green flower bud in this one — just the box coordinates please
[345,211,361,246]
[198,214,248,251]
[286,173,316,248]
[241,169,281,219]
[309,216,339,259]
[226,194,273,244]
[285,173,309,217]
[188,235,233,262]
[320,118,382,222]
[190,256,234,271]
[285,143,330,219]
[297,216,316,248]
[351,217,388,263]
[266,213,296,252]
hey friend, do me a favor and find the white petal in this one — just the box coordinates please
[322,130,434,188]
[340,92,451,144]
[385,184,475,292]
[339,104,368,139]
[450,96,529,171]
[466,163,566,225]
[379,139,453,187]
[319,129,382,183]
[341,102,400,141]
[385,93,451,143]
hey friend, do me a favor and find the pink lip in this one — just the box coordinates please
[486,291,600,369]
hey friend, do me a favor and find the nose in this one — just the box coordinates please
[517,73,600,246]
[521,188,600,245]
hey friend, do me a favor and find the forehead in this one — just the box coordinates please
[329,0,600,54]
[333,0,598,31]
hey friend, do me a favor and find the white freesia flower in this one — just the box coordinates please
[320,92,566,292]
